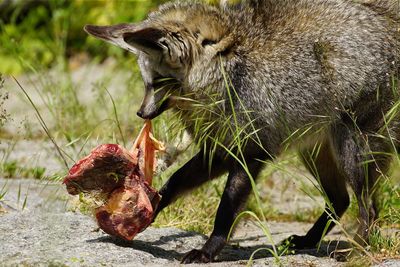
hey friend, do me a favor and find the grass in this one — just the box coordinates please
[3,87,399,264]
[4,53,399,265]
[153,177,226,234]
[0,181,6,201]
[0,160,46,179]
[368,166,400,260]
[1,1,399,266]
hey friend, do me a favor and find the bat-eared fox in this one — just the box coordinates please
[84,0,399,263]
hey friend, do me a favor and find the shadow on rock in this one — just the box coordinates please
[87,231,350,263]
[217,239,350,262]
[146,231,206,246]
[87,234,191,261]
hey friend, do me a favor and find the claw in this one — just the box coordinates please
[181,249,212,264]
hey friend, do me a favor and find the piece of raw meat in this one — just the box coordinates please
[63,121,164,240]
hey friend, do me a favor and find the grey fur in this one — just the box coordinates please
[87,0,399,153]
[85,0,400,263]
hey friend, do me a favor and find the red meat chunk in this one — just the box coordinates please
[63,121,164,240]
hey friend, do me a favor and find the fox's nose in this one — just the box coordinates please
[136,110,144,118]
[136,108,157,119]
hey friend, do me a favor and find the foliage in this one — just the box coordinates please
[0,160,47,179]
[0,0,166,74]
[0,74,9,127]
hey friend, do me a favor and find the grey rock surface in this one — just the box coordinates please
[0,178,398,267]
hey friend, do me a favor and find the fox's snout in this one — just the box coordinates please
[136,104,159,120]
[136,93,170,120]
[136,93,158,119]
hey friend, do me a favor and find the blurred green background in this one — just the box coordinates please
[0,0,226,75]
[0,0,168,74]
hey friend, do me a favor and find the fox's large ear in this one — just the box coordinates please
[122,28,166,57]
[84,24,140,54]
[85,24,167,58]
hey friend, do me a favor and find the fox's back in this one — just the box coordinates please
[142,0,400,152]
[177,0,398,147]
[228,0,397,125]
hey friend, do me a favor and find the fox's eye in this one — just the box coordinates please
[202,39,217,47]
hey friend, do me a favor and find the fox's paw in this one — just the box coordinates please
[181,249,212,264]
[330,246,356,262]
[282,235,316,250]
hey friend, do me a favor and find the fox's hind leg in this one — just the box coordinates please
[285,140,350,249]
[329,121,391,247]
[287,118,392,252]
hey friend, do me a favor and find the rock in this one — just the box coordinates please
[0,209,338,267]
[1,178,398,266]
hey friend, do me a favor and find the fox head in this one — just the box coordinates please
[85,2,235,119]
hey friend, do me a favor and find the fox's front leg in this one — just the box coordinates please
[153,151,227,219]
[181,159,263,264]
